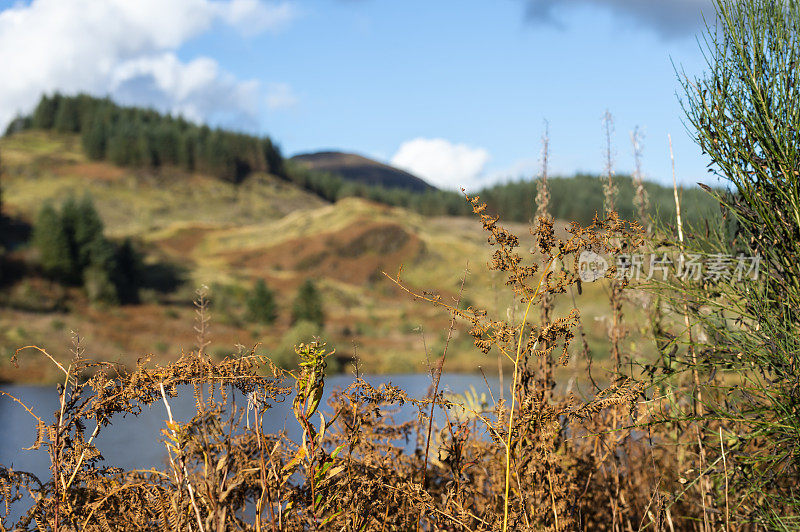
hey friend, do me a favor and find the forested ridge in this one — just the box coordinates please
[5,93,719,226]
[6,93,284,183]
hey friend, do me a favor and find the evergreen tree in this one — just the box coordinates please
[82,114,107,160]
[75,93,103,132]
[178,130,198,171]
[107,121,145,167]
[136,127,158,167]
[4,115,31,136]
[203,129,235,181]
[32,94,60,129]
[32,196,131,305]
[60,195,105,272]
[291,279,324,328]
[33,203,77,283]
[54,96,81,133]
[263,137,284,177]
[154,123,180,166]
[246,278,277,324]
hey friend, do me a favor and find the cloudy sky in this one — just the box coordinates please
[0,0,719,190]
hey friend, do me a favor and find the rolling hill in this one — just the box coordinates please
[290,151,435,192]
[0,130,658,384]
[5,94,720,227]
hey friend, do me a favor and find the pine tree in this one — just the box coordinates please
[178,130,198,171]
[263,137,284,177]
[69,197,119,299]
[154,123,180,166]
[107,121,146,167]
[82,114,107,160]
[32,94,59,129]
[4,115,30,136]
[33,203,77,283]
[291,279,324,328]
[60,195,105,272]
[33,196,125,304]
[247,279,277,324]
[54,96,81,133]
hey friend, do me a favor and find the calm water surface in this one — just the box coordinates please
[0,373,501,480]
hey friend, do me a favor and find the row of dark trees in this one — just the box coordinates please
[7,94,284,183]
[284,161,719,226]
[32,196,142,304]
[301,172,718,227]
[478,173,720,227]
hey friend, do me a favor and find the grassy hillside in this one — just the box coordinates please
[0,131,325,236]
[0,130,662,384]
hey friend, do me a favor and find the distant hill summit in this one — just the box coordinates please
[290,151,435,192]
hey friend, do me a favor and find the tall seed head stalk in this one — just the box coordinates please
[535,121,554,397]
[535,121,552,224]
[631,126,651,235]
[603,110,617,216]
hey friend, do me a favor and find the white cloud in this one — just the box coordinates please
[0,0,298,130]
[109,53,262,126]
[391,138,490,191]
[222,0,297,36]
[265,82,299,110]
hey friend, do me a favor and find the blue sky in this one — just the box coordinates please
[0,0,722,190]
